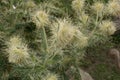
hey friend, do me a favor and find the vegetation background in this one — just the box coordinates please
[0,0,120,80]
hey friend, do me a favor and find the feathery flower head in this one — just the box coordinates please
[8,46,29,64]
[72,0,85,13]
[51,19,76,47]
[107,0,120,16]
[99,20,116,35]
[8,36,29,64]
[32,10,49,28]
[9,36,22,47]
[92,2,104,14]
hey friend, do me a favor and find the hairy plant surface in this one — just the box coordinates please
[0,0,120,80]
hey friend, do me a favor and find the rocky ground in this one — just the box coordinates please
[79,16,120,80]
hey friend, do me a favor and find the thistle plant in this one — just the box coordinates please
[7,36,30,64]
[31,10,50,28]
[72,0,85,13]
[0,0,119,80]
[91,2,105,16]
[99,20,116,35]
[107,0,120,16]
[51,19,76,47]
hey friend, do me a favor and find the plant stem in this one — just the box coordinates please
[41,27,48,54]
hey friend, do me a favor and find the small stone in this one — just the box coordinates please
[108,48,120,68]
[80,69,94,80]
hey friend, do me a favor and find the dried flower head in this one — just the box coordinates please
[107,0,120,16]
[51,19,76,47]
[32,10,49,28]
[8,36,29,64]
[92,2,104,14]
[72,0,85,13]
[99,20,116,35]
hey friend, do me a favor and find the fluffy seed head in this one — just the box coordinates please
[107,0,120,16]
[72,0,85,13]
[32,10,49,28]
[51,19,76,47]
[8,36,29,64]
[99,20,116,35]
[92,2,104,14]
[9,36,21,46]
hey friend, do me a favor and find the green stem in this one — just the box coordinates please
[41,27,48,54]
[2,71,9,80]
[89,12,99,37]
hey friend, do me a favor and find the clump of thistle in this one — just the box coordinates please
[51,19,76,47]
[1,0,120,79]
[72,0,85,13]
[107,0,120,16]
[7,36,30,64]
[99,20,116,35]
[31,10,49,28]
